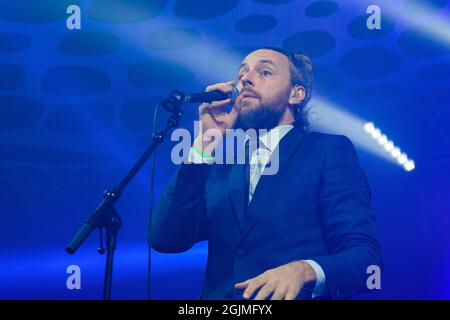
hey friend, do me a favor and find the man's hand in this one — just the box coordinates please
[193,80,239,153]
[234,261,317,300]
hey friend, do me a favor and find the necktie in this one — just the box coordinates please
[248,143,271,204]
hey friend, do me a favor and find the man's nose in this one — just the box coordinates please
[240,71,255,88]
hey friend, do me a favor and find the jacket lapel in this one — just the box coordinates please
[227,162,247,231]
[239,126,305,241]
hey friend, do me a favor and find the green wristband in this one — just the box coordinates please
[192,146,213,159]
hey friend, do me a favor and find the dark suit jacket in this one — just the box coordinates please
[149,126,382,299]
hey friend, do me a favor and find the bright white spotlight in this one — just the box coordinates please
[377,135,388,145]
[404,160,415,172]
[362,121,416,172]
[390,147,401,158]
[371,128,381,139]
[384,140,394,151]
[364,122,375,133]
[311,102,416,172]
[397,153,408,165]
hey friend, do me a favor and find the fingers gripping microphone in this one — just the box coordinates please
[185,86,240,104]
[160,87,239,112]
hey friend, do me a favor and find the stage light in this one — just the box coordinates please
[390,147,401,158]
[364,122,375,133]
[361,121,415,172]
[310,99,414,171]
[404,160,415,172]
[397,153,408,165]
[384,141,394,152]
[371,128,381,139]
[377,135,388,145]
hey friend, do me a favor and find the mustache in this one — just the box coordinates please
[239,87,260,99]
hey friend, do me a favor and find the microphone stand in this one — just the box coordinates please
[65,90,185,300]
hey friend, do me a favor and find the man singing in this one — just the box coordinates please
[149,47,382,300]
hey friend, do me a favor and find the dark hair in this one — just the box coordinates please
[257,47,313,132]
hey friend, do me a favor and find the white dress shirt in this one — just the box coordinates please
[188,124,326,298]
[246,124,292,203]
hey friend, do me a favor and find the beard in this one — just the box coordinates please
[234,89,290,131]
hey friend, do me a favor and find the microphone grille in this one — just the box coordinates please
[230,85,239,104]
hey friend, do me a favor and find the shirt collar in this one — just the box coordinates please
[245,124,294,152]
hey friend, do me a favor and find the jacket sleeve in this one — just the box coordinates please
[311,135,382,299]
[148,163,211,253]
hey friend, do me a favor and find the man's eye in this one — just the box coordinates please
[260,70,272,77]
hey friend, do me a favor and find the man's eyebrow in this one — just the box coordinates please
[238,59,277,72]
[258,59,277,68]
[238,62,247,72]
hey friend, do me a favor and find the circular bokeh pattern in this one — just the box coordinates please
[254,0,293,5]
[128,59,195,88]
[121,97,161,131]
[0,33,30,53]
[346,84,417,128]
[42,66,111,96]
[147,27,202,50]
[305,1,338,18]
[88,0,167,23]
[347,14,395,39]
[398,25,450,59]
[417,62,450,81]
[0,0,82,23]
[174,0,238,20]
[0,64,26,90]
[0,145,108,164]
[45,102,115,133]
[339,46,402,78]
[0,96,43,130]
[59,31,120,55]
[312,65,342,95]
[349,84,413,108]
[283,30,336,57]
[234,15,278,34]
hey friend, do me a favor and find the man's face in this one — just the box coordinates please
[234,49,293,130]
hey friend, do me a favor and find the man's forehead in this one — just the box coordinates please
[240,49,289,68]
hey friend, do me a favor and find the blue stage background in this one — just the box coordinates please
[0,0,449,299]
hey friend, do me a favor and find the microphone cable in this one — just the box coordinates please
[147,101,161,300]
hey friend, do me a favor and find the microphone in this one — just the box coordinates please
[185,86,240,104]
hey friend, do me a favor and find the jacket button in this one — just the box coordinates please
[225,290,233,298]
[237,249,245,258]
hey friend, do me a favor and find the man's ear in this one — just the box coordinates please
[289,85,305,106]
